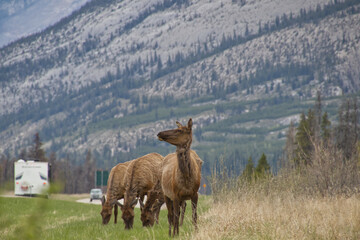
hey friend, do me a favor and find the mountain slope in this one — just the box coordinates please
[0,0,359,172]
[0,0,91,48]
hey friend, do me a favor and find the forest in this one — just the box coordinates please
[0,93,358,194]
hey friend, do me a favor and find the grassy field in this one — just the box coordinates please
[0,194,210,240]
[2,191,359,240]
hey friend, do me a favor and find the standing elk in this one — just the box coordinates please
[118,152,164,229]
[100,161,132,225]
[157,118,203,236]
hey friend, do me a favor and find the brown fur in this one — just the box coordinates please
[157,118,203,236]
[118,152,164,229]
[139,181,164,227]
[100,161,131,225]
[139,181,188,228]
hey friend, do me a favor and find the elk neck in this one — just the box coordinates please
[176,143,191,178]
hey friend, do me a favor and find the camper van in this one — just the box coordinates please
[14,159,49,196]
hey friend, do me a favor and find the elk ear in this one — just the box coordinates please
[187,118,193,129]
[101,196,106,206]
[151,199,160,212]
[139,198,145,210]
[131,198,138,208]
[176,121,182,128]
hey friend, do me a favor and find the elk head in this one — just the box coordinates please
[157,118,193,148]
[100,196,116,225]
[118,197,138,229]
[139,198,161,227]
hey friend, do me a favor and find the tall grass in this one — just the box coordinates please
[191,191,360,239]
[192,141,360,239]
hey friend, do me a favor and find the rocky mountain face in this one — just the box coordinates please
[0,0,90,47]
[0,0,359,172]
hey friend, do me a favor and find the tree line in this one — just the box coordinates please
[280,93,360,195]
[283,92,359,168]
[210,93,359,197]
[0,133,96,194]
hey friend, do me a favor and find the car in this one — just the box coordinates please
[90,188,102,202]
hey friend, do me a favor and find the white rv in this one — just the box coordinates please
[14,159,49,196]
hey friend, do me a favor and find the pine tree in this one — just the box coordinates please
[295,112,312,166]
[28,133,47,162]
[245,23,249,36]
[283,120,296,168]
[336,97,359,161]
[321,111,331,143]
[255,153,271,179]
[242,156,254,181]
[307,108,316,138]
[314,91,322,140]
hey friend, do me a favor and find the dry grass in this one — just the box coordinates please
[190,192,360,240]
[193,138,360,239]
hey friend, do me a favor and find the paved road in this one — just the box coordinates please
[76,198,144,208]
[2,193,166,210]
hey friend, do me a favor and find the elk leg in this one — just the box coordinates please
[114,203,118,224]
[173,199,181,236]
[191,193,198,231]
[164,196,173,236]
[180,201,186,226]
[155,198,164,224]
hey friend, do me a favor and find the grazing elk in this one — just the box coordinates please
[139,180,164,227]
[157,118,203,236]
[100,161,132,225]
[118,153,164,229]
[139,181,187,227]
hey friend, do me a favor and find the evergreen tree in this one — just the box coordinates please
[245,23,249,36]
[255,153,271,179]
[283,121,296,168]
[157,56,163,71]
[295,112,312,166]
[242,156,254,181]
[48,152,56,183]
[314,91,322,140]
[321,111,331,143]
[28,132,47,162]
[336,97,359,161]
[307,108,316,138]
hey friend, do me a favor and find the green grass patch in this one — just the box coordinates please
[0,195,210,240]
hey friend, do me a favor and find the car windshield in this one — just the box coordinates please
[91,189,102,194]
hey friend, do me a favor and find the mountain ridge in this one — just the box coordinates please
[1,0,359,172]
[0,0,91,48]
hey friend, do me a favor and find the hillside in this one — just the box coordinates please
[1,0,360,173]
[0,0,91,48]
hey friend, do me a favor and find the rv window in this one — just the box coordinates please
[15,172,23,180]
[39,172,47,181]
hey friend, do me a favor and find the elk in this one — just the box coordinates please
[139,181,187,227]
[100,161,131,225]
[139,180,164,227]
[118,152,164,229]
[157,118,203,236]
